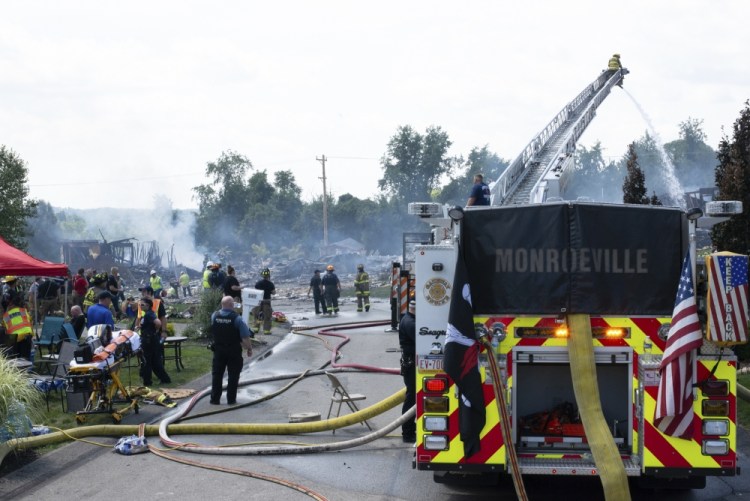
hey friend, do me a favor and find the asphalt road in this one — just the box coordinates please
[1,297,748,500]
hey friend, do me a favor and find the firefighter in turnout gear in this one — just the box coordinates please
[321,265,341,315]
[607,53,622,70]
[252,268,275,336]
[354,263,370,312]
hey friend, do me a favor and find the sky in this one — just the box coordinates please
[2,0,749,211]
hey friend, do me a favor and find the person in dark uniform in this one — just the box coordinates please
[466,173,491,206]
[252,268,275,336]
[399,300,417,442]
[321,265,341,315]
[210,295,254,405]
[137,297,171,386]
[307,270,327,315]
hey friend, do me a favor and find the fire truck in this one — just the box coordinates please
[407,61,747,494]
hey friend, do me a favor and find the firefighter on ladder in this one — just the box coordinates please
[354,264,370,312]
[252,268,275,336]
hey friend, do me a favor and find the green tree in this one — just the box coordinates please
[0,146,38,249]
[26,200,62,261]
[711,101,750,253]
[379,125,453,205]
[622,143,648,204]
[192,150,253,249]
[665,118,716,189]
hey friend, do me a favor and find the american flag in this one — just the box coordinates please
[654,250,703,438]
[707,253,748,345]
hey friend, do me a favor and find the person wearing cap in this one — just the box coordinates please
[252,268,275,335]
[82,272,109,313]
[399,300,417,442]
[321,266,341,316]
[209,296,254,405]
[137,296,171,386]
[307,270,327,315]
[179,270,192,297]
[1,276,20,313]
[208,262,226,290]
[202,262,213,291]
[135,286,167,338]
[86,291,115,329]
[354,264,371,313]
[149,270,164,298]
[2,294,33,360]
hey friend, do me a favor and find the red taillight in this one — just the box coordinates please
[701,380,729,397]
[424,377,448,393]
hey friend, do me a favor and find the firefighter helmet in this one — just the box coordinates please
[357,264,364,271]
[261,268,271,277]
[1,275,17,283]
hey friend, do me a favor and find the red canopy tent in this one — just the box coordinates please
[0,237,68,277]
[0,237,69,331]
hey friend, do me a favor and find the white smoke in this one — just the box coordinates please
[57,195,205,272]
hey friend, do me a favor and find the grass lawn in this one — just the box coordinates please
[39,339,214,430]
[738,373,750,430]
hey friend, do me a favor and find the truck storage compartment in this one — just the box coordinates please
[511,347,632,452]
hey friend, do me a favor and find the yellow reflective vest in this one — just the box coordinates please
[202,269,211,289]
[608,56,621,70]
[3,307,33,341]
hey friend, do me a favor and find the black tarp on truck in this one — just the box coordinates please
[461,202,687,315]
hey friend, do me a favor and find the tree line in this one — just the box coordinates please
[2,104,749,263]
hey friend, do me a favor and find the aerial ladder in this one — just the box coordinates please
[490,67,628,206]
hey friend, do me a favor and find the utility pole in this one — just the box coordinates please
[316,154,329,247]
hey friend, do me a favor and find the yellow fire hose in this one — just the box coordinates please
[568,314,631,501]
[0,388,405,463]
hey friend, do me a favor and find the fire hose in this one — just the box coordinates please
[568,314,631,501]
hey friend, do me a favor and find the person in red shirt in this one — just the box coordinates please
[72,268,88,307]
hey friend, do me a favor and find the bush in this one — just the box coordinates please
[0,356,44,442]
[189,289,223,339]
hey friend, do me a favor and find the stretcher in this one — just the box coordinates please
[66,330,141,424]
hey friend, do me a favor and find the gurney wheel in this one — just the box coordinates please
[75,415,86,425]
[112,413,122,424]
[134,403,139,414]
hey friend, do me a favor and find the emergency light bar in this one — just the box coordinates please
[705,201,743,217]
[408,202,442,218]
[515,326,629,339]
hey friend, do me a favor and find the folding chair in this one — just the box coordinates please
[61,323,78,343]
[325,372,372,433]
[28,340,76,412]
[34,316,65,357]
